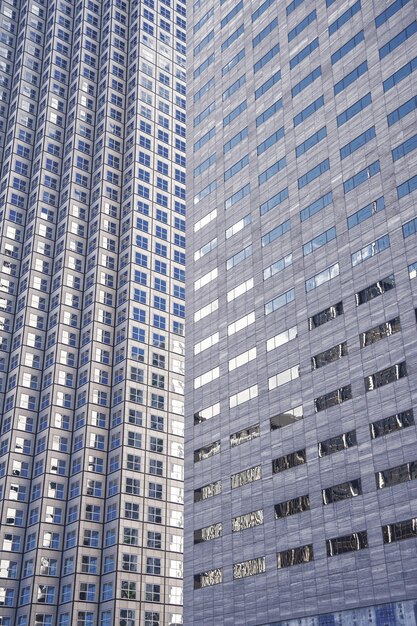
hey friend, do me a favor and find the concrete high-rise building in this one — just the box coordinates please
[185,0,417,624]
[0,0,186,624]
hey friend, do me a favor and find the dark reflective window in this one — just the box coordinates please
[359,316,401,348]
[355,274,395,306]
[370,409,414,439]
[322,479,361,504]
[277,544,313,568]
[194,568,222,589]
[364,361,407,392]
[193,440,220,463]
[314,385,352,412]
[274,495,310,518]
[194,480,221,502]
[382,518,417,544]
[272,449,306,473]
[194,523,222,544]
[270,405,303,430]
[230,423,260,447]
[318,431,356,457]
[376,460,417,489]
[308,301,343,330]
[326,531,368,556]
[311,341,347,369]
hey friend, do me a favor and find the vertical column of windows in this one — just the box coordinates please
[0,1,48,623]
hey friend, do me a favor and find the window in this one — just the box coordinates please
[254,43,280,74]
[327,531,368,556]
[383,517,417,544]
[398,175,417,200]
[194,569,223,589]
[261,218,291,245]
[194,522,223,543]
[375,0,412,28]
[347,196,384,229]
[231,465,261,488]
[355,274,395,305]
[380,21,417,60]
[233,557,265,579]
[264,288,294,315]
[359,317,401,348]
[222,24,244,52]
[298,158,330,189]
[303,226,335,255]
[294,95,324,127]
[314,385,352,412]
[388,94,417,126]
[272,449,306,473]
[290,38,319,69]
[275,495,310,518]
[322,479,362,504]
[296,127,327,157]
[277,544,314,568]
[288,10,316,41]
[383,55,417,92]
[256,98,283,127]
[329,0,361,36]
[365,362,407,391]
[305,262,339,292]
[312,342,347,369]
[370,409,414,439]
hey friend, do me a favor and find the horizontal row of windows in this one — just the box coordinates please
[194,516,417,587]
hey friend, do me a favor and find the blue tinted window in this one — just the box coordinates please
[225,184,250,210]
[224,127,248,154]
[403,216,417,237]
[194,77,215,103]
[287,0,304,15]
[375,0,411,28]
[334,61,367,95]
[223,75,246,101]
[331,30,364,65]
[260,188,289,216]
[379,21,417,59]
[194,8,214,34]
[347,197,385,229]
[224,154,249,181]
[252,0,275,21]
[397,175,417,199]
[223,100,247,127]
[193,102,215,127]
[298,159,330,189]
[288,10,316,41]
[303,227,336,256]
[259,157,286,185]
[193,54,214,79]
[194,154,216,177]
[222,48,245,76]
[294,95,324,127]
[262,219,291,247]
[255,70,281,100]
[292,66,321,97]
[194,30,214,57]
[290,37,319,69]
[337,92,371,126]
[383,56,417,92]
[253,18,278,48]
[222,24,244,52]
[256,99,283,127]
[257,127,285,155]
[392,134,417,161]
[194,127,215,152]
[343,161,380,193]
[329,1,361,36]
[254,43,280,73]
[296,127,327,157]
[300,191,333,222]
[340,126,376,159]
[387,95,417,126]
[221,1,243,28]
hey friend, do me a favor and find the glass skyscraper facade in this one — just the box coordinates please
[0,0,186,624]
[185,0,417,624]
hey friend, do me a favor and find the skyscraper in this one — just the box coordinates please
[0,0,186,624]
[185,0,417,624]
